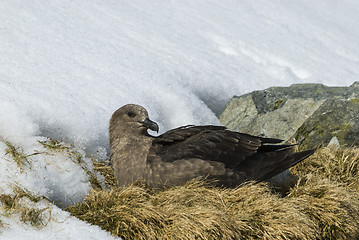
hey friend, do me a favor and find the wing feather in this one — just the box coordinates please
[148,125,284,170]
[146,125,314,186]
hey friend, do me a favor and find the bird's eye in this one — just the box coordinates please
[127,111,135,117]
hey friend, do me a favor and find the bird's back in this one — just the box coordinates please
[146,125,314,187]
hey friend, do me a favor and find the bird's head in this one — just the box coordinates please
[110,104,159,136]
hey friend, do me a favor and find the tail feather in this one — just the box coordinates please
[255,148,316,182]
[257,144,295,152]
[291,149,316,167]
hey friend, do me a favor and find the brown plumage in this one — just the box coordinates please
[110,104,315,188]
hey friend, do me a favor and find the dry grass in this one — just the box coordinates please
[292,147,359,190]
[290,147,359,239]
[3,141,39,172]
[93,161,117,188]
[287,176,359,239]
[67,147,359,240]
[38,139,72,152]
[67,181,317,240]
[0,185,50,228]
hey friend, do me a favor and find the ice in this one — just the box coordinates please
[1,0,359,239]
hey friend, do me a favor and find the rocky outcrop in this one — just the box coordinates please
[219,82,359,149]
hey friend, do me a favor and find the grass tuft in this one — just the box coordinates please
[3,141,32,172]
[38,139,71,152]
[292,147,359,190]
[20,206,49,228]
[93,161,117,187]
[287,175,359,239]
[0,185,50,228]
[12,185,46,203]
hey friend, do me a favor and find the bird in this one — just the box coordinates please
[109,104,315,188]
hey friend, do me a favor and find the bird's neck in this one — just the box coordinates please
[110,134,153,187]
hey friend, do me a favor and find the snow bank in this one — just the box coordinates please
[1,1,359,152]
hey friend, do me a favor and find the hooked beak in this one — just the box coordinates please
[139,117,159,133]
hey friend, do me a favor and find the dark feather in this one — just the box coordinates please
[148,125,313,184]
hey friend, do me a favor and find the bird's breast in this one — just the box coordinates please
[110,136,153,187]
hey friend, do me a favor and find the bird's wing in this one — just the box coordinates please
[148,125,288,169]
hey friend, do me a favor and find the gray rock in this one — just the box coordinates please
[327,136,340,149]
[293,98,359,149]
[219,82,359,149]
[350,81,359,88]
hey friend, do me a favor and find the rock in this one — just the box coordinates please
[293,98,359,149]
[350,81,359,88]
[327,136,340,149]
[219,82,359,149]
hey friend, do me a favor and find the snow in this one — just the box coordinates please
[0,202,117,240]
[1,0,359,239]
